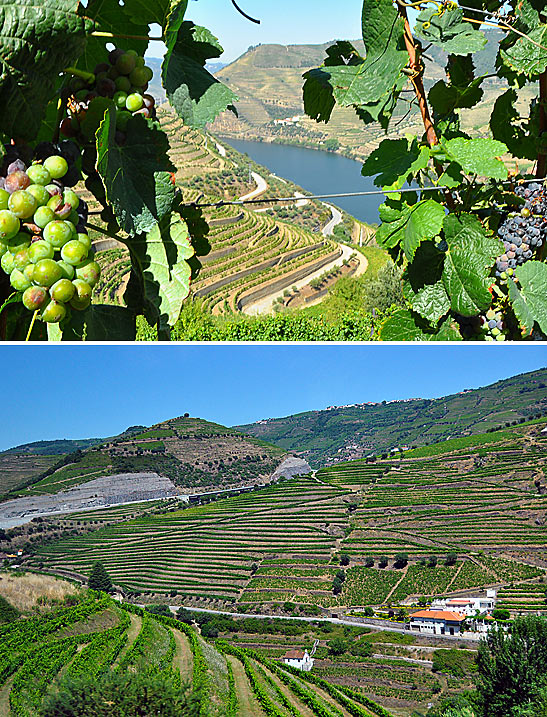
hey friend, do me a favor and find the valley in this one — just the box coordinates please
[2,368,547,716]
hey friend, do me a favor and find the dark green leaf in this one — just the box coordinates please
[77,0,148,73]
[510,261,547,335]
[49,305,137,341]
[96,108,176,236]
[376,199,445,260]
[490,89,538,161]
[380,308,462,341]
[444,137,508,179]
[415,7,487,55]
[362,138,429,189]
[128,214,194,330]
[442,213,502,316]
[162,21,237,128]
[403,242,449,324]
[429,78,483,117]
[0,0,89,140]
[123,0,175,26]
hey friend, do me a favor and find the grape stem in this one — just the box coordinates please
[63,67,95,84]
[25,310,39,342]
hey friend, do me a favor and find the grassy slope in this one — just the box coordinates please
[235,368,547,465]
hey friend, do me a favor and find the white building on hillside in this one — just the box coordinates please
[430,590,496,617]
[409,610,465,636]
[282,649,314,671]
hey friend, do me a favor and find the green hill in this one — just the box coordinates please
[235,368,547,465]
[211,30,506,159]
[2,416,286,500]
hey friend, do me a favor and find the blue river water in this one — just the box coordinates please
[225,138,382,224]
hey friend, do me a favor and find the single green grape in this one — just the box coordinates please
[1,251,15,274]
[0,240,7,257]
[116,110,132,132]
[10,268,31,291]
[13,248,31,270]
[63,189,80,211]
[43,155,69,179]
[116,53,136,75]
[115,76,131,93]
[0,210,20,240]
[126,93,143,112]
[129,67,150,87]
[50,278,76,303]
[0,189,9,211]
[8,190,38,219]
[7,233,30,254]
[77,233,92,251]
[22,286,48,311]
[23,263,35,282]
[33,258,63,287]
[33,205,56,229]
[61,239,88,265]
[40,299,67,323]
[75,259,101,287]
[113,91,128,109]
[67,213,79,230]
[44,220,72,249]
[26,163,52,186]
[134,56,145,69]
[29,240,54,263]
[57,260,75,280]
[70,278,92,310]
[27,184,51,207]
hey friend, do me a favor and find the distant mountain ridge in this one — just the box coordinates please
[234,369,547,466]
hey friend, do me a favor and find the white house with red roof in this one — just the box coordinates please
[282,649,314,671]
[431,590,496,617]
[409,609,465,636]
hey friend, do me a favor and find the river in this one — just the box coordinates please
[225,138,382,223]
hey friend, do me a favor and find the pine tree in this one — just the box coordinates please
[88,561,113,593]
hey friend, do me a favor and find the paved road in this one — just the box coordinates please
[239,172,268,202]
[322,203,343,236]
[165,605,481,642]
[243,242,365,316]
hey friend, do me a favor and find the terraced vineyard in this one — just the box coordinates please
[91,108,342,316]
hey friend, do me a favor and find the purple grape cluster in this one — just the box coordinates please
[456,310,507,341]
[495,182,547,279]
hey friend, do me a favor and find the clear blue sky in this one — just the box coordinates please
[147,0,366,63]
[0,345,545,451]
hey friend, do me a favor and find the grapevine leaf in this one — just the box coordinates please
[50,306,137,341]
[444,137,508,180]
[379,308,462,341]
[162,21,237,128]
[507,278,535,337]
[96,108,175,236]
[123,0,176,26]
[304,0,406,126]
[415,7,487,55]
[80,98,115,142]
[376,199,444,260]
[403,242,450,324]
[442,213,503,316]
[77,0,148,73]
[0,0,90,140]
[429,79,483,117]
[500,25,547,77]
[362,138,430,189]
[127,214,194,331]
[510,261,547,335]
[489,89,538,161]
[437,163,464,188]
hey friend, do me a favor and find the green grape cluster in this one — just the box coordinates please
[61,48,156,145]
[0,147,100,324]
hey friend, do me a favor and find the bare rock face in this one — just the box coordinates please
[270,456,311,481]
[0,472,178,528]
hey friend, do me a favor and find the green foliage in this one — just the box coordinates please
[0,595,19,624]
[432,649,476,677]
[39,668,200,717]
[303,0,547,341]
[476,616,547,716]
[88,561,113,593]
